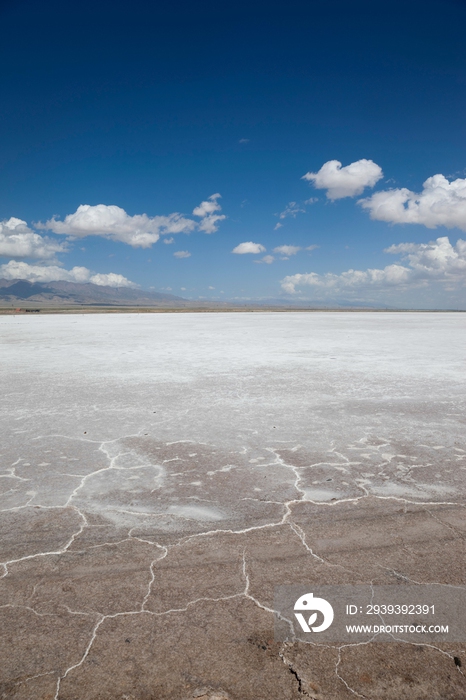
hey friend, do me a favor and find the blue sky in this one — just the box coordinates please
[1,0,466,307]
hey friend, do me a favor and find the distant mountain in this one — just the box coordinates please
[0,280,58,298]
[0,279,187,306]
[234,297,395,309]
[0,278,397,310]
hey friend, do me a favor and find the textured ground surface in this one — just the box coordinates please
[1,312,465,699]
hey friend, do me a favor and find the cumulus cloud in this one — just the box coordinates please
[40,204,196,248]
[303,159,383,200]
[0,260,137,287]
[385,236,466,274]
[280,236,466,296]
[193,193,226,234]
[274,223,283,230]
[192,193,222,217]
[173,250,191,258]
[232,241,266,254]
[254,255,275,264]
[359,174,466,231]
[163,237,175,244]
[86,272,137,287]
[39,195,226,248]
[198,214,225,234]
[0,218,67,260]
[273,245,301,256]
[281,264,410,294]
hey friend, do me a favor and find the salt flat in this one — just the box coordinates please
[1,312,465,699]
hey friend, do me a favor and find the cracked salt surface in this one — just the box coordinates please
[1,312,465,699]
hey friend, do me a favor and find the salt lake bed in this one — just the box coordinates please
[1,312,465,699]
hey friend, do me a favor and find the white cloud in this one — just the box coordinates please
[280,236,466,296]
[385,236,466,275]
[238,138,250,144]
[278,202,306,219]
[34,196,226,250]
[192,193,226,234]
[0,217,67,260]
[40,204,196,248]
[254,255,275,264]
[273,245,301,256]
[198,214,226,234]
[86,272,137,287]
[359,174,466,231]
[281,265,410,294]
[208,286,215,290]
[232,241,266,254]
[163,237,175,244]
[306,245,319,252]
[192,193,222,217]
[0,260,137,287]
[173,250,191,258]
[274,199,317,228]
[302,159,383,200]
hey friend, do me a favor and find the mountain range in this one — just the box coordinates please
[0,278,394,310]
[0,279,187,306]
